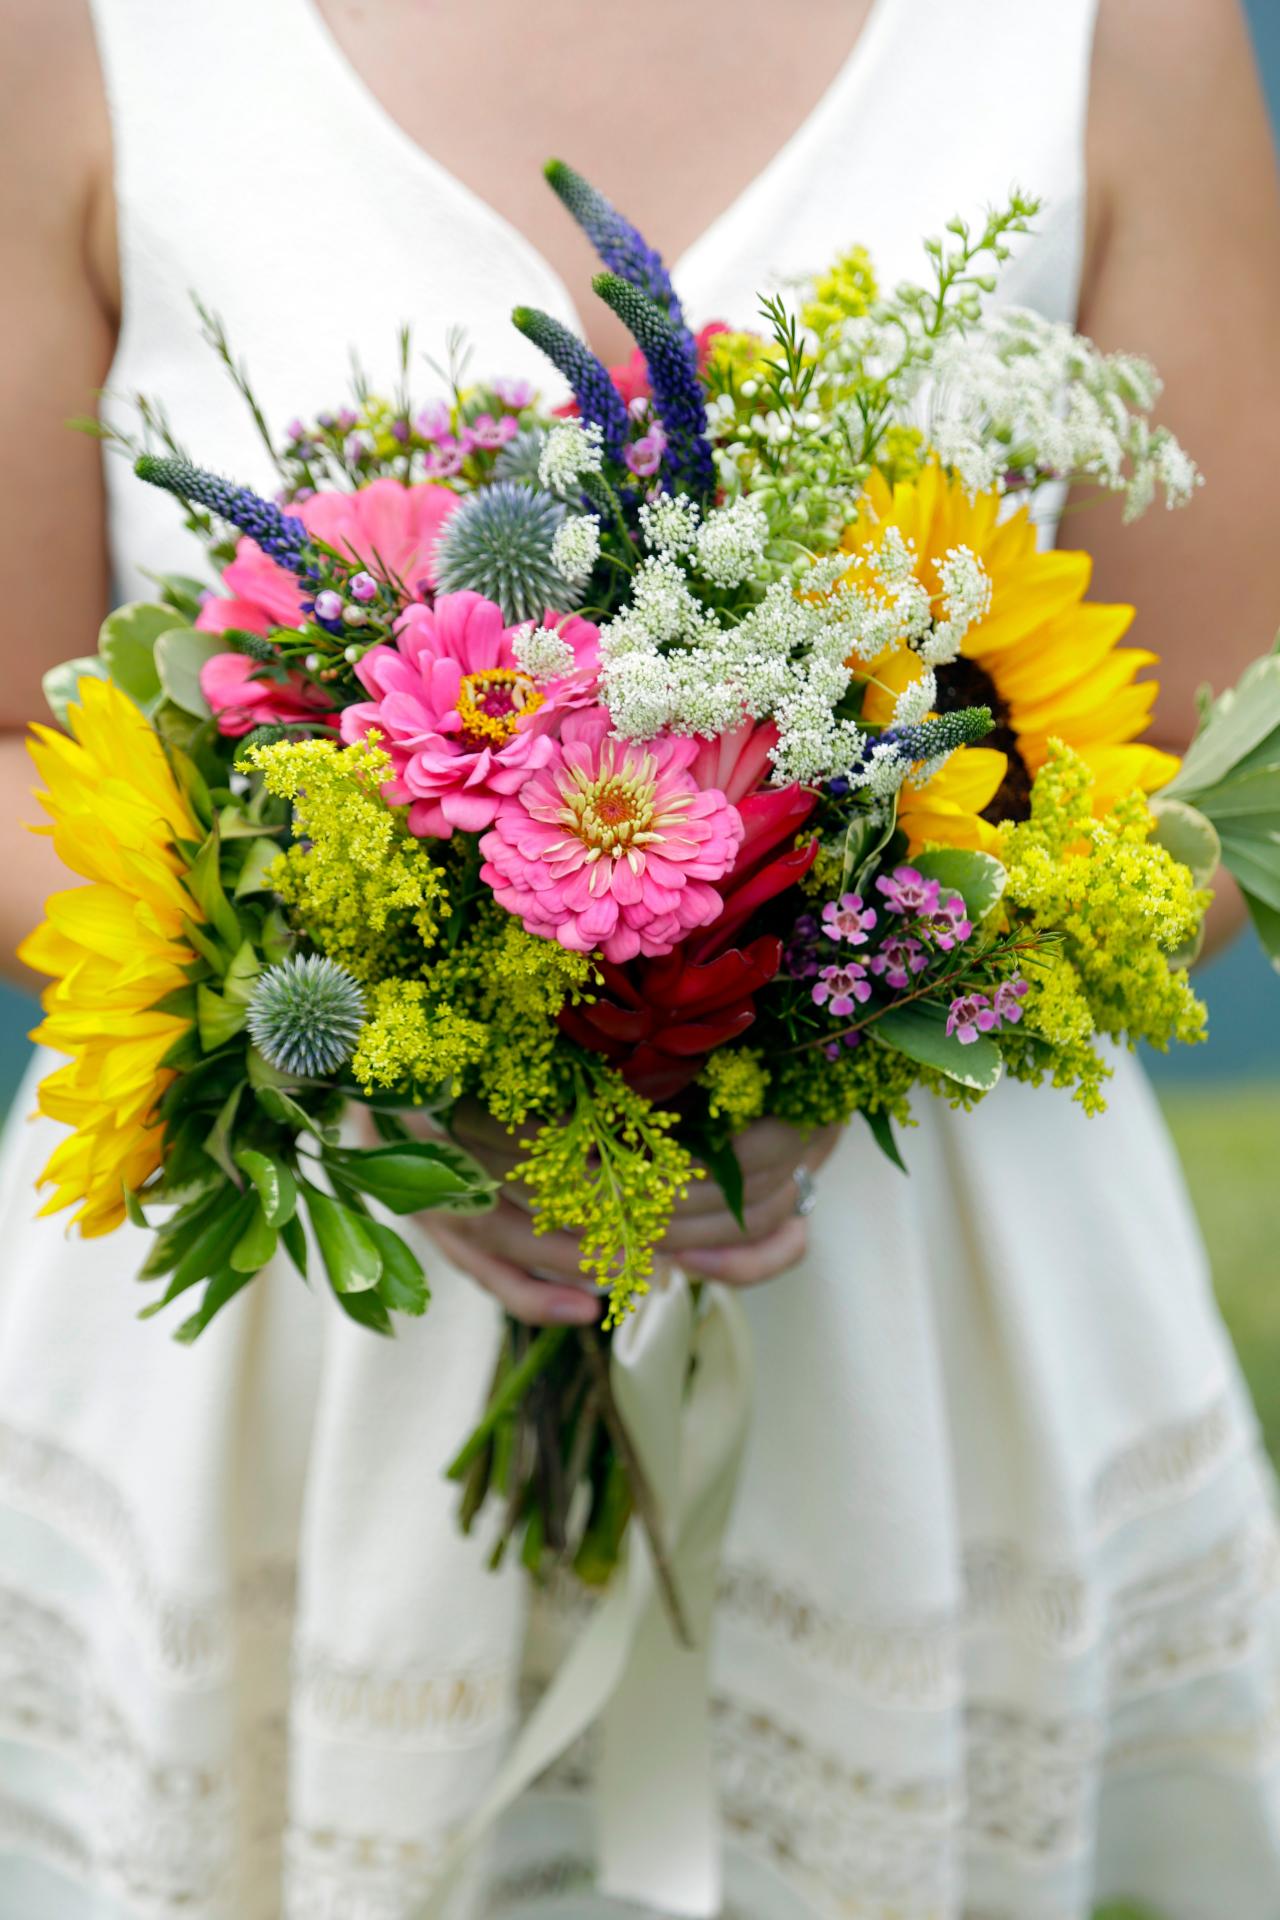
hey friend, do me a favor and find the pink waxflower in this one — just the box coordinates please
[875,866,942,916]
[811,963,872,1018]
[992,977,1030,1024]
[479,708,744,964]
[199,652,336,738]
[340,591,599,838]
[625,423,668,478]
[821,892,877,945]
[195,479,459,638]
[945,992,999,1045]
[921,892,973,952]
[867,935,929,990]
[462,413,519,452]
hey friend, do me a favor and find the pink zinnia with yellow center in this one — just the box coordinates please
[479,710,744,963]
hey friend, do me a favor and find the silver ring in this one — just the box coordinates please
[792,1166,818,1218]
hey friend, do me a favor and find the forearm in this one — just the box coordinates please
[0,732,70,991]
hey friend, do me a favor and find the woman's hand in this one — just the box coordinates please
[425,1104,841,1326]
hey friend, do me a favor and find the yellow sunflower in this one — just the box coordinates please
[19,677,201,1236]
[843,464,1180,852]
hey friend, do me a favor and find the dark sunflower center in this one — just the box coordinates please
[933,658,1033,823]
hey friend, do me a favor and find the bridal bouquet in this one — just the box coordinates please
[23,165,1280,1600]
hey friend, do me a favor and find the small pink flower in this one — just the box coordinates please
[875,866,942,916]
[339,591,599,839]
[200,653,336,739]
[922,892,973,952]
[821,892,877,945]
[479,708,744,964]
[195,479,459,638]
[867,935,928,990]
[992,977,1030,1025]
[811,962,872,1019]
[493,377,534,411]
[463,413,519,451]
[422,440,466,479]
[625,423,668,478]
[415,403,453,442]
[945,992,998,1045]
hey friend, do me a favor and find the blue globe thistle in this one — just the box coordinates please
[247,954,366,1079]
[492,426,550,488]
[433,482,581,623]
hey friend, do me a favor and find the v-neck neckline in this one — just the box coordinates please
[292,0,895,333]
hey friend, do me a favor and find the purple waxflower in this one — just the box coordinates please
[336,408,359,432]
[344,432,373,464]
[867,935,929,991]
[285,416,308,443]
[946,992,999,1044]
[876,866,943,916]
[313,590,344,623]
[783,913,821,980]
[625,423,668,478]
[493,377,534,411]
[812,962,872,1019]
[423,440,465,479]
[821,892,877,946]
[823,1031,863,1062]
[391,419,411,444]
[416,403,452,443]
[349,570,378,603]
[993,977,1030,1025]
[922,892,973,952]
[466,413,518,451]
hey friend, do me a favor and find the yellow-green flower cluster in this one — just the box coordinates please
[998,742,1207,1108]
[698,1047,770,1132]
[518,1066,700,1327]
[801,244,878,337]
[352,978,489,1100]
[245,736,448,983]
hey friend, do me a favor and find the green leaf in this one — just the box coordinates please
[186,830,243,948]
[862,1106,908,1173]
[303,1182,383,1293]
[234,836,283,898]
[138,1188,256,1313]
[254,1083,327,1136]
[1148,796,1221,892]
[911,848,1007,923]
[362,1218,430,1316]
[689,1130,745,1229]
[136,1183,227,1281]
[280,1211,309,1278]
[197,983,247,1051]
[223,940,261,1007]
[154,627,226,719]
[230,1201,278,1274]
[1196,763,1280,820]
[97,601,175,709]
[142,569,214,622]
[321,1141,497,1216]
[203,1082,245,1183]
[876,1002,1004,1092]
[1166,654,1280,797]
[173,1265,257,1343]
[1217,829,1280,914]
[1243,889,1280,972]
[42,656,110,728]
[233,1146,298,1227]
[331,1285,394,1336]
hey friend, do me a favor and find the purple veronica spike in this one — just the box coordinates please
[545,159,688,328]
[134,455,310,572]
[511,306,630,464]
[593,272,713,497]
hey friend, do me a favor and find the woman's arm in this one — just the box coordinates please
[0,0,118,987]
[1080,0,1280,948]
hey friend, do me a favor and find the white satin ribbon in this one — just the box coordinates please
[416,1276,754,1920]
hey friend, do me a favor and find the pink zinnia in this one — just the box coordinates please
[340,591,599,838]
[479,708,744,964]
[200,652,336,739]
[195,479,459,637]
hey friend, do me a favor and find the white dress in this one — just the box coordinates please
[2,2,1279,1917]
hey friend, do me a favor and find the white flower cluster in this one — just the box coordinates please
[925,307,1200,516]
[692,496,770,589]
[637,494,701,556]
[549,513,601,587]
[925,545,992,665]
[538,420,604,494]
[512,621,577,683]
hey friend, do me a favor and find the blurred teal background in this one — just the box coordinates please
[0,0,1276,1457]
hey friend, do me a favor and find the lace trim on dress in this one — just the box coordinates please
[0,1417,296,1682]
[293,1644,514,1749]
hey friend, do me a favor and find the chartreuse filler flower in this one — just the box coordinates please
[22,159,1280,1588]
